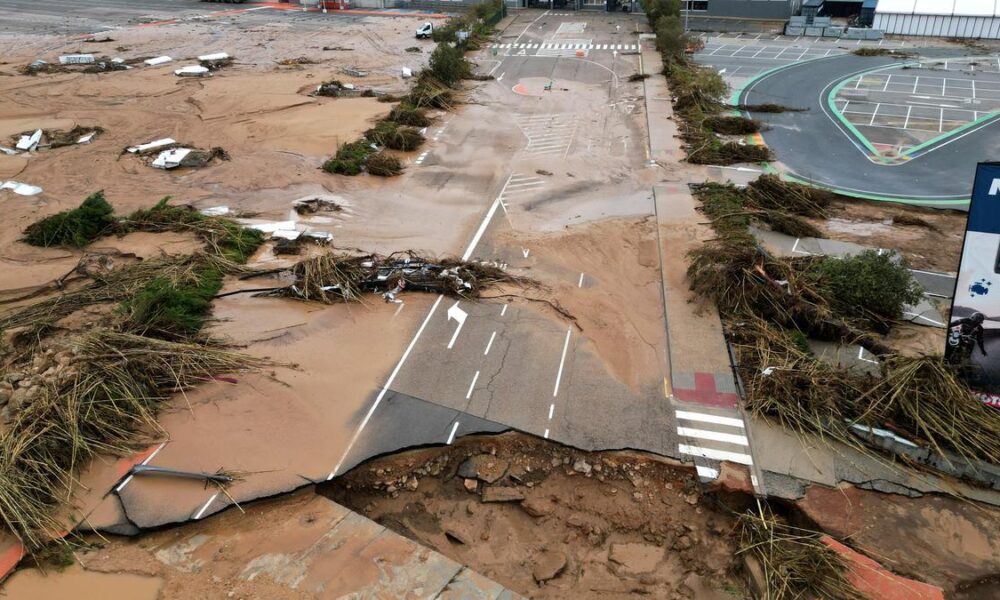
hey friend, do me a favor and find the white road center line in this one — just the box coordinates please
[447,421,460,444]
[548,403,555,420]
[501,304,508,317]
[678,444,753,465]
[194,492,220,520]
[677,426,749,446]
[675,410,745,428]
[553,327,572,397]
[328,294,444,479]
[484,331,497,355]
[466,370,480,399]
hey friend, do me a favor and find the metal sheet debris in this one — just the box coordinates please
[15,130,42,152]
[175,65,210,77]
[76,132,97,145]
[0,147,16,156]
[402,67,413,79]
[248,220,297,233]
[197,52,230,62]
[127,138,176,154]
[151,148,193,169]
[0,181,43,196]
[59,54,95,65]
[272,229,302,241]
[144,56,173,66]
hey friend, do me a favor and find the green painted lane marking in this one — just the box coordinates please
[728,55,831,107]
[903,110,1000,157]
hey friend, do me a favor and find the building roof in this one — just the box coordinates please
[876,0,1000,17]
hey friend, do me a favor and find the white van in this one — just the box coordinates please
[415,22,433,39]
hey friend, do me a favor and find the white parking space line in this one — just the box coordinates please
[115,441,168,493]
[553,327,572,397]
[677,426,749,446]
[676,410,745,428]
[194,492,220,520]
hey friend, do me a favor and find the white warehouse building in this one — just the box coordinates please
[874,0,1000,38]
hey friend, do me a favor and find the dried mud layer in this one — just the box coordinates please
[813,199,967,272]
[322,434,746,600]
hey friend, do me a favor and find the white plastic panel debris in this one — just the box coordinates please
[401,67,413,79]
[249,221,297,234]
[0,147,16,156]
[16,130,42,152]
[127,138,176,154]
[303,231,334,242]
[200,206,230,217]
[151,148,193,169]
[175,65,210,77]
[59,54,95,65]
[77,132,97,145]
[144,56,173,66]
[0,181,43,196]
[197,52,229,62]
[271,229,302,241]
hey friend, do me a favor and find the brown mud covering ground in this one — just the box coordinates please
[322,433,747,599]
[810,199,967,272]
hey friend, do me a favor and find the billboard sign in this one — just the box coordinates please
[947,162,1000,407]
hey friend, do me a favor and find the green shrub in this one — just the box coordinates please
[429,43,470,88]
[366,151,403,177]
[122,267,223,339]
[813,250,923,322]
[388,104,431,127]
[365,121,425,151]
[322,140,372,176]
[655,15,687,63]
[23,191,116,248]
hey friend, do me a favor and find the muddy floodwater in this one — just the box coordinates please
[1,564,163,600]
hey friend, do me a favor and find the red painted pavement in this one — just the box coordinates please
[673,372,739,409]
[822,537,945,600]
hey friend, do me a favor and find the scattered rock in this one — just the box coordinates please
[457,454,509,483]
[481,486,525,503]
[463,478,478,493]
[572,459,592,475]
[609,542,664,575]
[684,493,699,506]
[520,496,556,518]
[532,548,567,584]
[444,527,472,545]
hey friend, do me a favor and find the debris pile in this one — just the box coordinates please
[6,126,103,154]
[197,52,232,70]
[245,251,530,303]
[0,330,271,550]
[314,80,376,98]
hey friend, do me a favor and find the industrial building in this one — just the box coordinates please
[873,0,1000,38]
[681,0,804,19]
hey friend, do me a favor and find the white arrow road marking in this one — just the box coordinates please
[447,301,468,349]
[522,248,530,258]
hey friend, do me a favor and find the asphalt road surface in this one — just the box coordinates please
[332,11,682,476]
[739,53,998,206]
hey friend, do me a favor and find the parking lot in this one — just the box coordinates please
[834,58,1000,155]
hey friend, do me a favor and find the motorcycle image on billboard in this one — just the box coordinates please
[948,162,1000,407]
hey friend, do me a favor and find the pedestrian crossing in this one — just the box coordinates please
[491,42,638,53]
[675,408,754,483]
[515,113,576,156]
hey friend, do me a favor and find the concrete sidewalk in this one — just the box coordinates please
[642,45,760,489]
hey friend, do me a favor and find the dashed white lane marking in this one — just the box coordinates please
[484,331,497,355]
[500,304,508,317]
[696,465,720,480]
[328,294,444,479]
[548,403,555,420]
[676,410,745,428]
[414,150,429,165]
[115,441,168,493]
[677,426,749,446]
[466,370,480,399]
[447,421,460,444]
[553,327,572,397]
[393,302,405,318]
[543,428,550,439]
[577,272,585,288]
[678,444,754,465]
[194,492,220,520]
